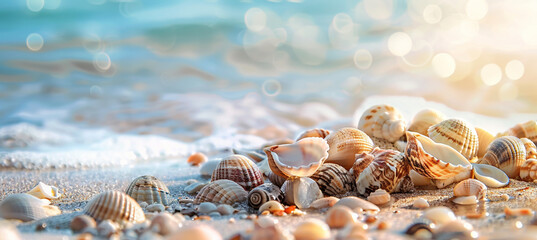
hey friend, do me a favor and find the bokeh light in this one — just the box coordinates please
[432,53,456,78]
[402,40,433,67]
[466,0,488,21]
[505,60,525,80]
[26,33,44,51]
[499,82,518,101]
[353,49,373,70]
[332,13,354,33]
[262,79,282,97]
[245,8,267,32]
[481,63,502,86]
[27,0,44,12]
[423,4,442,24]
[388,32,412,57]
[93,52,111,71]
[364,0,393,20]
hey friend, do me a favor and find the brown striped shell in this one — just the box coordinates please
[453,179,487,200]
[408,109,446,136]
[353,148,411,196]
[84,191,145,224]
[519,159,537,182]
[194,179,248,205]
[325,128,374,170]
[310,163,355,196]
[247,183,284,209]
[0,194,61,222]
[296,128,331,141]
[498,120,537,144]
[358,104,406,142]
[125,175,171,206]
[428,119,479,161]
[211,154,264,191]
[478,136,527,178]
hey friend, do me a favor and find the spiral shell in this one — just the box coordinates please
[125,175,171,206]
[519,159,537,182]
[84,191,145,224]
[310,163,355,196]
[408,109,446,136]
[211,154,264,191]
[453,179,487,201]
[428,119,479,161]
[26,182,61,200]
[475,127,495,159]
[296,128,331,141]
[478,136,527,178]
[498,120,537,144]
[353,148,411,196]
[281,177,323,209]
[194,179,248,205]
[325,128,374,170]
[358,104,406,142]
[0,194,61,222]
[521,138,537,160]
[247,183,284,209]
[266,171,286,188]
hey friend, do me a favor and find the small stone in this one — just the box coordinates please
[36,222,47,231]
[209,212,221,218]
[180,208,197,217]
[188,152,208,166]
[185,182,207,195]
[150,212,181,236]
[413,198,429,209]
[147,203,165,213]
[179,199,194,204]
[198,202,218,214]
[71,215,97,233]
[216,204,234,215]
[229,218,236,223]
[97,220,119,238]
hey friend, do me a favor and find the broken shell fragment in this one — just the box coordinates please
[194,179,248,205]
[366,189,390,205]
[126,175,171,206]
[358,104,406,142]
[471,163,509,188]
[84,191,145,225]
[310,163,355,196]
[478,136,527,178]
[309,197,340,209]
[247,183,284,210]
[325,128,374,170]
[0,193,61,222]
[296,128,331,141]
[408,109,446,136]
[211,154,264,191]
[281,177,323,209]
[520,158,537,182]
[26,182,61,200]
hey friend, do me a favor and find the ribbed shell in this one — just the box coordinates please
[295,128,331,141]
[428,119,479,161]
[408,109,446,136]
[194,180,248,205]
[84,191,145,224]
[520,159,537,182]
[475,127,495,159]
[358,104,406,142]
[125,175,171,206]
[499,120,537,144]
[325,128,374,170]
[453,179,486,200]
[353,148,410,196]
[521,138,537,160]
[478,136,526,178]
[247,183,284,209]
[211,155,264,191]
[310,163,355,196]
[266,171,286,188]
[0,194,61,222]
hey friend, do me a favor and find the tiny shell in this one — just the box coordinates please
[471,163,509,188]
[325,128,374,170]
[247,183,284,209]
[266,171,286,188]
[358,104,406,142]
[498,120,537,144]
[475,127,495,159]
[296,128,331,141]
[428,119,479,161]
[366,189,390,205]
[84,191,145,225]
[126,175,171,206]
[309,197,340,209]
[453,179,487,200]
[333,196,380,214]
[149,212,181,236]
[0,193,61,222]
[216,204,234,215]
[478,136,527,178]
[187,152,208,166]
[423,207,456,225]
[26,182,61,200]
[200,160,221,179]
[281,177,323,209]
[258,200,285,214]
[325,205,357,228]
[194,179,248,205]
[211,154,264,191]
[166,224,223,240]
[452,196,477,205]
[310,163,355,196]
[408,109,446,136]
[294,219,331,240]
[198,202,217,214]
[520,158,537,182]
[413,198,429,209]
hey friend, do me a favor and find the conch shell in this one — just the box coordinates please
[325,128,374,170]
[498,120,537,144]
[428,119,479,161]
[478,136,527,178]
[27,182,61,200]
[408,108,446,136]
[358,104,406,142]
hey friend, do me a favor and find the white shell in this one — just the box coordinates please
[309,197,340,209]
[452,196,477,205]
[333,196,380,213]
[294,219,331,240]
[26,182,61,200]
[366,189,390,205]
[423,207,456,225]
[325,128,374,170]
[0,193,61,222]
[453,179,487,200]
[471,163,509,188]
[265,137,329,178]
[167,224,223,240]
[413,198,429,209]
[84,191,146,224]
[358,104,406,142]
[325,205,357,228]
[408,109,446,136]
[281,177,323,209]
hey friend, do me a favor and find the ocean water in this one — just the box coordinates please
[1,0,536,169]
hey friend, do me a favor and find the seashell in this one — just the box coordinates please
[185,182,207,195]
[405,132,472,180]
[200,160,221,179]
[431,169,472,189]
[26,182,61,200]
[310,163,355,196]
[498,120,537,144]
[194,179,248,205]
[393,175,415,193]
[296,128,331,141]
[423,207,456,225]
[309,197,340,209]
[336,222,368,240]
[405,222,433,238]
[366,189,390,205]
[258,200,285,214]
[84,191,145,225]
[471,163,509,187]
[0,193,61,222]
[370,136,399,151]
[478,136,527,178]
[353,148,411,195]
[409,170,433,186]
[211,154,264,191]
[126,175,171,206]
[475,127,495,159]
[428,119,479,161]
[97,220,119,238]
[333,196,380,214]
[252,216,288,240]
[325,205,357,228]
[522,138,537,160]
[149,212,181,236]
[198,202,217,214]
[325,128,374,170]
[505,207,534,217]
[71,215,97,233]
[187,152,207,166]
[232,148,265,163]
[294,219,331,240]
[519,158,537,182]
[413,198,429,209]
[408,109,446,136]
[247,183,284,209]
[281,177,323,209]
[167,224,223,240]
[216,204,234,215]
[266,171,286,188]
[358,104,406,142]
[452,196,477,205]
[453,179,487,200]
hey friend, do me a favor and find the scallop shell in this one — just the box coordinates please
[521,138,537,160]
[0,194,61,222]
[428,119,479,161]
[26,182,61,200]
[478,136,527,178]
[366,189,390,205]
[408,109,446,136]
[471,163,509,187]
[310,163,355,196]
[498,120,537,144]
[296,128,331,141]
[247,183,284,209]
[519,158,537,182]
[358,104,406,142]
[125,175,171,206]
[281,177,323,209]
[353,148,411,196]
[475,127,495,159]
[453,179,487,200]
[84,191,145,224]
[405,132,472,180]
[266,171,286,188]
[194,179,248,205]
[325,128,374,170]
[211,154,264,191]
[264,137,329,178]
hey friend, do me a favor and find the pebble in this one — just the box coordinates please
[179,198,194,204]
[180,208,197,217]
[97,220,119,238]
[198,202,217,214]
[150,212,181,236]
[71,215,97,233]
[187,152,208,166]
[209,212,221,218]
[139,202,149,209]
[216,204,234,215]
[325,205,356,228]
[423,207,456,225]
[229,218,236,223]
[413,198,429,209]
[147,203,165,213]
[36,223,47,231]
[185,182,207,195]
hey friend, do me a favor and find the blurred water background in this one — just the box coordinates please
[1,0,537,169]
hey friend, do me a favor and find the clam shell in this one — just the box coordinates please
[26,182,61,200]
[247,183,284,209]
[471,163,509,187]
[408,109,446,136]
[325,128,374,170]
[428,119,479,161]
[264,137,329,178]
[296,128,331,141]
[453,179,487,200]
[194,179,248,205]
[353,148,411,196]
[281,177,323,209]
[125,175,171,206]
[498,120,537,144]
[366,189,390,205]
[0,194,61,222]
[519,158,537,182]
[211,154,264,191]
[478,136,526,178]
[310,163,355,196]
[521,138,537,160]
[358,104,406,142]
[84,191,145,224]
[266,171,286,188]
[475,127,495,159]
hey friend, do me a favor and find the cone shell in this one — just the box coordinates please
[358,104,406,142]
[325,128,374,170]
[26,182,61,200]
[264,137,329,178]
[0,193,61,222]
[498,120,537,144]
[281,177,323,209]
[471,163,509,188]
[247,183,284,209]
[519,159,537,182]
[408,109,446,136]
[475,127,495,159]
[478,136,526,178]
[296,128,331,141]
[453,179,487,200]
[211,154,264,191]
[84,191,145,224]
[405,132,472,180]
[428,119,479,161]
[125,175,171,206]
[266,171,286,188]
[353,148,411,196]
[194,179,248,205]
[310,163,355,196]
